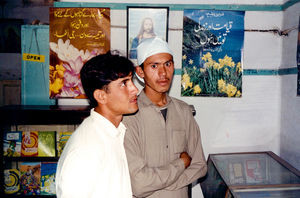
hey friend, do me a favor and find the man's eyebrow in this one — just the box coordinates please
[121,75,133,81]
[146,61,159,65]
[147,60,173,65]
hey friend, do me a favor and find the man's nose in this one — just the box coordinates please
[158,65,167,76]
[129,81,139,94]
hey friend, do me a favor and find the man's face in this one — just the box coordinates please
[143,19,153,33]
[105,74,138,115]
[137,53,174,94]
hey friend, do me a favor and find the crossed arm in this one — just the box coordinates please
[124,113,207,197]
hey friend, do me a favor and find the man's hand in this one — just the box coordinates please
[180,152,192,168]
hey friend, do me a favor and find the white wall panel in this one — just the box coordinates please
[244,32,283,69]
[169,75,282,157]
[279,3,300,170]
[111,27,127,54]
[168,10,183,29]
[245,11,283,29]
[168,30,183,69]
[280,75,300,170]
[110,10,127,54]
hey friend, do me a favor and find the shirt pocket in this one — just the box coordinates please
[172,130,186,154]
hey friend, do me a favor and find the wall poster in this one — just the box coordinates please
[49,8,110,98]
[127,7,168,66]
[181,10,244,97]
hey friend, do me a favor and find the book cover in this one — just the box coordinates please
[38,131,56,157]
[245,159,263,183]
[57,131,73,157]
[41,162,57,195]
[20,162,41,195]
[3,131,22,157]
[21,131,38,157]
[4,168,21,194]
[229,161,245,184]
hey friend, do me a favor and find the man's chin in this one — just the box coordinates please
[157,85,171,93]
[129,105,139,113]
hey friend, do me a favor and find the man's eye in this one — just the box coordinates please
[121,82,126,87]
[151,64,157,69]
[165,61,172,67]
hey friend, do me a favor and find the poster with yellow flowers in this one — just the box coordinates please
[181,10,244,97]
[49,8,110,98]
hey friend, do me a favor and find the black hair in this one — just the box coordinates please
[80,51,135,108]
[140,63,144,69]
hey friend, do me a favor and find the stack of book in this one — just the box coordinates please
[3,130,73,195]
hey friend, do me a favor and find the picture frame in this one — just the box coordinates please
[127,6,169,65]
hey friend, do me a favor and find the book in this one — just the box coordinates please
[21,131,38,157]
[229,161,245,184]
[57,131,73,157]
[3,131,22,157]
[245,159,263,183]
[41,162,57,195]
[4,168,21,194]
[38,131,56,157]
[20,162,41,195]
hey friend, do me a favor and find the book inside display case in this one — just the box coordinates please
[200,151,300,198]
[0,105,90,197]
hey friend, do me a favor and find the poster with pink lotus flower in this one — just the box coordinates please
[49,7,110,98]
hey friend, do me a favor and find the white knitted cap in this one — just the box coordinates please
[137,37,173,66]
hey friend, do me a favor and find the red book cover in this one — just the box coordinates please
[21,131,38,157]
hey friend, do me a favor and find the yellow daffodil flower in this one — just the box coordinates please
[193,85,201,94]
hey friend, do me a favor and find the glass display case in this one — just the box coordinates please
[200,151,300,198]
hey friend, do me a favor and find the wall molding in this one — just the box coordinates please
[55,0,300,11]
[174,67,298,76]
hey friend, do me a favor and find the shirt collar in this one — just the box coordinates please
[139,90,172,109]
[90,108,127,138]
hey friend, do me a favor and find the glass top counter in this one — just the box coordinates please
[200,151,300,198]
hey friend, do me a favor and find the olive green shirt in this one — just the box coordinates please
[123,90,207,198]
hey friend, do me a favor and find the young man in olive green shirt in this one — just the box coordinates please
[123,38,207,198]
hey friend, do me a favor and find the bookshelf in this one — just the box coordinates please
[0,105,90,197]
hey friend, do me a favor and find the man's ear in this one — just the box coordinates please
[93,89,107,105]
[135,66,145,78]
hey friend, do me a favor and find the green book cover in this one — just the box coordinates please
[38,131,56,157]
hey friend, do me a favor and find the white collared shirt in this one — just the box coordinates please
[56,109,132,198]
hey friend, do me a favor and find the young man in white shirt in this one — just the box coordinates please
[56,52,139,198]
